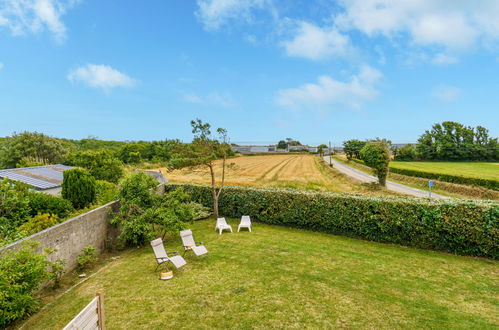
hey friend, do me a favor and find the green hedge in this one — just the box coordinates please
[166,183,499,259]
[389,167,499,191]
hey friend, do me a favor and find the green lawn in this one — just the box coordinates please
[23,219,498,329]
[390,161,499,181]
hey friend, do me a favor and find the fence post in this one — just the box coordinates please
[96,290,105,330]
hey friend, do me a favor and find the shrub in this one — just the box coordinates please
[76,245,97,270]
[360,141,391,186]
[389,167,499,191]
[111,172,160,246]
[343,139,366,160]
[95,180,118,205]
[66,151,124,183]
[393,145,417,161]
[61,169,97,209]
[111,173,193,246]
[0,131,67,168]
[0,179,31,227]
[27,192,73,218]
[166,183,499,259]
[18,213,60,236]
[0,241,53,327]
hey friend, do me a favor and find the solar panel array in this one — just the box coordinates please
[0,164,72,190]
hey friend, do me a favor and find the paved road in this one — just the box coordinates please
[323,156,448,199]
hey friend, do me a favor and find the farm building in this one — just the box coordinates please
[0,164,73,195]
[232,145,277,154]
[232,145,332,154]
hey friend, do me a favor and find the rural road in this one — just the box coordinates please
[323,156,449,199]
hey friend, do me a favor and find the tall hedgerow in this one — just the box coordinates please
[61,169,96,209]
[166,183,499,259]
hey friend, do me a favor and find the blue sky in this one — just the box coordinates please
[1,0,498,146]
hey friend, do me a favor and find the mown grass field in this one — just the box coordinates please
[390,161,499,181]
[22,219,499,329]
[161,154,397,196]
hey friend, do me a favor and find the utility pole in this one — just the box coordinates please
[328,141,332,167]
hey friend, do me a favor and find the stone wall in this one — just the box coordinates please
[0,201,119,271]
[0,182,166,272]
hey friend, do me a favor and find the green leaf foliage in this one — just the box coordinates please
[65,150,124,183]
[360,141,391,186]
[0,132,67,169]
[61,169,97,209]
[166,183,499,259]
[95,180,118,205]
[389,167,498,191]
[343,139,366,160]
[27,192,73,218]
[111,173,196,246]
[0,241,53,327]
[18,213,60,236]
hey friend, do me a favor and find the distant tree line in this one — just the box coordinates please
[393,121,498,161]
[0,132,185,170]
[343,122,498,162]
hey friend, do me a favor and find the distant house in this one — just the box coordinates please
[0,164,73,195]
[232,145,277,154]
[233,145,332,154]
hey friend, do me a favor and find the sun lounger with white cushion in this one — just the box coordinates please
[180,229,208,256]
[150,238,187,271]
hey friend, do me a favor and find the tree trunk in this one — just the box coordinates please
[212,191,219,218]
[209,164,219,218]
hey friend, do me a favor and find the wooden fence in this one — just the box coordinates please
[63,291,105,330]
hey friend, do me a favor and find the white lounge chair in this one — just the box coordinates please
[238,215,252,232]
[215,217,233,235]
[150,238,187,271]
[180,229,208,256]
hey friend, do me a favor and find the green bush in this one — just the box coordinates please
[18,213,60,236]
[95,180,118,205]
[111,172,161,246]
[76,245,97,270]
[0,241,53,327]
[388,167,499,191]
[61,169,97,209]
[27,192,73,218]
[111,173,193,246]
[360,141,391,186]
[65,150,124,183]
[166,183,499,259]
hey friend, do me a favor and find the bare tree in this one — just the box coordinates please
[172,119,231,218]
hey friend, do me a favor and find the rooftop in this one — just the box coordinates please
[0,164,72,190]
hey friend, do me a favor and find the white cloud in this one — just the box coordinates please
[183,91,236,108]
[0,0,81,42]
[195,0,267,30]
[275,65,382,111]
[431,53,458,65]
[431,85,461,103]
[0,62,4,70]
[67,64,136,91]
[336,0,499,50]
[183,92,204,104]
[281,21,354,60]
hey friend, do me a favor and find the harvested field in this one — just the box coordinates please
[160,155,398,196]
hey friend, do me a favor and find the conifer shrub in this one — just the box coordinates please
[61,169,97,209]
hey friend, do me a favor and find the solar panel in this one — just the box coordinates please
[0,171,59,189]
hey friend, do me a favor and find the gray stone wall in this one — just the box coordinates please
[0,183,165,272]
[0,201,119,271]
